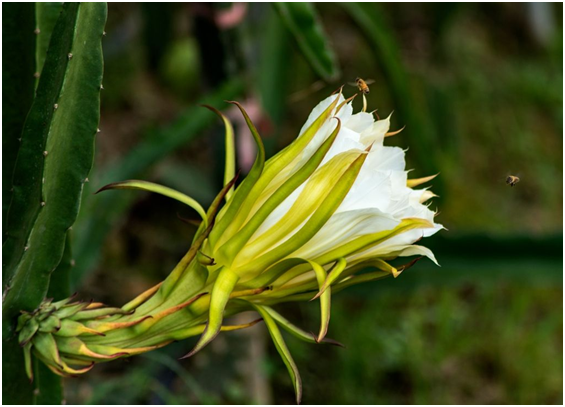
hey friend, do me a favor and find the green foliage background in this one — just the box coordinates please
[3,2,562,404]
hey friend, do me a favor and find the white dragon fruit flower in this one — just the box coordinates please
[17,89,442,405]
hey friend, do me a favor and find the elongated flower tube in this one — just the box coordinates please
[16,90,442,404]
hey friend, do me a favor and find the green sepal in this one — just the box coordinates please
[239,257,306,289]
[53,302,89,319]
[196,250,216,266]
[97,180,208,227]
[55,319,104,337]
[16,312,33,332]
[131,318,263,346]
[201,104,235,201]
[56,337,128,360]
[51,294,78,309]
[38,315,61,333]
[18,317,39,346]
[307,260,330,343]
[70,306,132,321]
[217,118,342,266]
[179,267,239,359]
[156,175,237,301]
[251,303,302,404]
[209,101,266,250]
[32,333,62,369]
[242,149,368,275]
[331,270,391,292]
[141,261,208,323]
[262,305,344,348]
[210,93,340,251]
[23,342,34,381]
[311,257,346,301]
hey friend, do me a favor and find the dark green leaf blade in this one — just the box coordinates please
[274,2,340,81]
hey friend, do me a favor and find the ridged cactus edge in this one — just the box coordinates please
[2,3,107,404]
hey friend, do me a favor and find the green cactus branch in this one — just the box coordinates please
[2,3,107,404]
[34,2,63,89]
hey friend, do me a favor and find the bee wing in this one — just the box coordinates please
[347,82,358,87]
[364,79,376,85]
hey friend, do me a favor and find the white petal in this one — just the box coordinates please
[292,208,400,259]
[298,94,344,137]
[360,113,391,147]
[345,111,375,134]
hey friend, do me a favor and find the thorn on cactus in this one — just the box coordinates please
[53,104,58,110]
[34,28,40,35]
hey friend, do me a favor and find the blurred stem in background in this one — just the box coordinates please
[141,3,174,74]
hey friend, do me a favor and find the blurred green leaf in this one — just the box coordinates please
[273,3,340,81]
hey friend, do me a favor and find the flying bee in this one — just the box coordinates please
[349,77,375,94]
[506,175,520,187]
